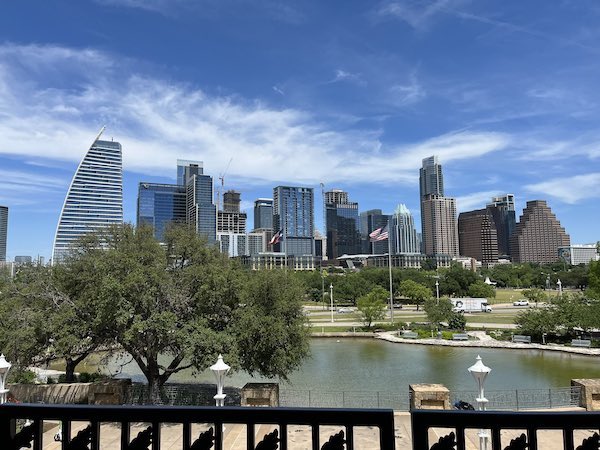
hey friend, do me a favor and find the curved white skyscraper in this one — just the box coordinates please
[52,129,123,263]
[390,204,420,254]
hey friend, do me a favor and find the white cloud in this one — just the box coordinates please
[0,43,510,188]
[377,0,459,30]
[525,173,600,204]
[455,190,501,212]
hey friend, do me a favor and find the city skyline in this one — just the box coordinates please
[1,1,600,258]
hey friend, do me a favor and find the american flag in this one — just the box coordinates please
[369,225,389,242]
[269,229,284,245]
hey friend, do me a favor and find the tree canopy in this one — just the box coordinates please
[356,286,387,328]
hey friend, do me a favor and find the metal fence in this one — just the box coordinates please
[451,386,581,411]
[126,382,241,406]
[280,389,411,410]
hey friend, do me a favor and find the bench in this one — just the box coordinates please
[571,339,591,348]
[401,331,418,339]
[512,335,532,344]
[452,333,469,341]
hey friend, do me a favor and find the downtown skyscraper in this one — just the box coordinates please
[325,189,361,259]
[273,186,314,256]
[390,204,420,254]
[0,206,7,262]
[52,130,123,263]
[419,156,459,256]
[486,194,516,257]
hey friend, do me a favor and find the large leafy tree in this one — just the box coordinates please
[399,279,432,311]
[587,260,600,300]
[424,297,453,329]
[522,288,548,307]
[467,281,496,299]
[64,223,309,402]
[356,286,387,328]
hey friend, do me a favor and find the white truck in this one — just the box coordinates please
[451,298,492,313]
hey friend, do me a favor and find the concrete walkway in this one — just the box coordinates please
[377,331,600,356]
[38,410,594,449]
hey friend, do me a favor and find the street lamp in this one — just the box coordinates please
[557,279,562,296]
[435,280,440,304]
[468,355,491,450]
[210,354,230,407]
[0,354,12,404]
[330,283,334,323]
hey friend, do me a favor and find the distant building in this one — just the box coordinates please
[273,186,314,256]
[314,230,326,260]
[250,228,274,253]
[458,208,499,267]
[390,204,420,254]
[487,194,516,257]
[240,253,316,271]
[360,209,389,254]
[223,190,241,213]
[419,156,458,256]
[217,232,247,257]
[421,195,459,256]
[177,159,203,186]
[53,132,123,263]
[559,244,599,265]
[337,253,452,270]
[14,256,32,264]
[186,166,217,243]
[0,206,7,262]
[253,198,273,230]
[137,183,187,241]
[325,189,361,259]
[510,200,570,264]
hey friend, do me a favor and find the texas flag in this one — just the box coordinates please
[269,229,284,245]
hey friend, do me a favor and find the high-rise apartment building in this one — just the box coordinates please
[419,156,458,256]
[53,132,123,263]
[510,200,570,264]
[177,159,203,186]
[487,194,516,257]
[218,190,247,234]
[458,209,499,266]
[253,198,273,230]
[360,209,389,254]
[0,206,7,262]
[421,195,459,256]
[186,168,217,243]
[137,183,187,241]
[325,189,361,259]
[390,204,420,254]
[273,186,314,256]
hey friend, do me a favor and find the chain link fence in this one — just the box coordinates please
[280,389,411,410]
[125,382,241,406]
[451,386,581,411]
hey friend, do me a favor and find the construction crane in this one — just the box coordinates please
[215,157,233,211]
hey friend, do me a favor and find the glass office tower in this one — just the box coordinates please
[52,133,123,263]
[137,183,187,242]
[0,206,7,262]
[273,186,314,256]
[325,189,361,259]
[253,198,273,230]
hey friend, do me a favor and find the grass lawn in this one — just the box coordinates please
[464,315,517,324]
[489,288,524,304]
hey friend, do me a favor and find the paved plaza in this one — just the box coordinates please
[36,410,596,449]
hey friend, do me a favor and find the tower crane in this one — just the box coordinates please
[215,157,233,211]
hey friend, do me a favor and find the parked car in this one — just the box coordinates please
[337,307,353,313]
[513,299,529,306]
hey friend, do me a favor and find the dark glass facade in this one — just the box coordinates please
[0,206,7,262]
[254,198,273,230]
[137,183,187,242]
[273,186,314,256]
[325,190,360,259]
[360,209,389,254]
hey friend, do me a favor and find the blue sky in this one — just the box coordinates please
[1,0,599,260]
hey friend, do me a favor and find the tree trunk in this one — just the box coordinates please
[146,377,162,405]
[65,358,77,383]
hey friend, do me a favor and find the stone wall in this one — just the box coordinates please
[9,379,131,405]
[572,379,600,411]
[409,383,451,410]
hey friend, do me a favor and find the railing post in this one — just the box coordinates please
[549,389,552,409]
[515,390,519,411]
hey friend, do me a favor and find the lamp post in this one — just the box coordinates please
[0,354,12,404]
[330,283,334,323]
[468,355,491,450]
[210,354,230,407]
[557,279,562,296]
[435,280,440,304]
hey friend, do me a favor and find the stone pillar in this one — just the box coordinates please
[572,379,600,411]
[241,383,279,407]
[88,379,132,405]
[410,383,451,410]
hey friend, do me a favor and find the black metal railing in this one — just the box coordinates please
[412,409,600,450]
[0,403,396,450]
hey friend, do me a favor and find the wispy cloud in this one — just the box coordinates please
[330,69,363,84]
[455,190,501,212]
[376,0,465,30]
[525,173,600,204]
[389,72,426,106]
[0,43,510,188]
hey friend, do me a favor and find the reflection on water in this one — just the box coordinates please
[66,338,600,392]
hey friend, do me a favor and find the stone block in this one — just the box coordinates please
[88,379,131,405]
[572,379,600,411]
[241,383,279,407]
[410,383,450,410]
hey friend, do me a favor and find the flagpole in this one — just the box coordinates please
[388,221,394,325]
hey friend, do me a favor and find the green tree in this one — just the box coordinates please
[514,308,557,340]
[587,260,600,300]
[356,286,387,328]
[59,223,310,402]
[439,264,478,297]
[424,297,453,329]
[467,281,496,299]
[399,279,432,311]
[522,288,548,307]
[448,312,467,331]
